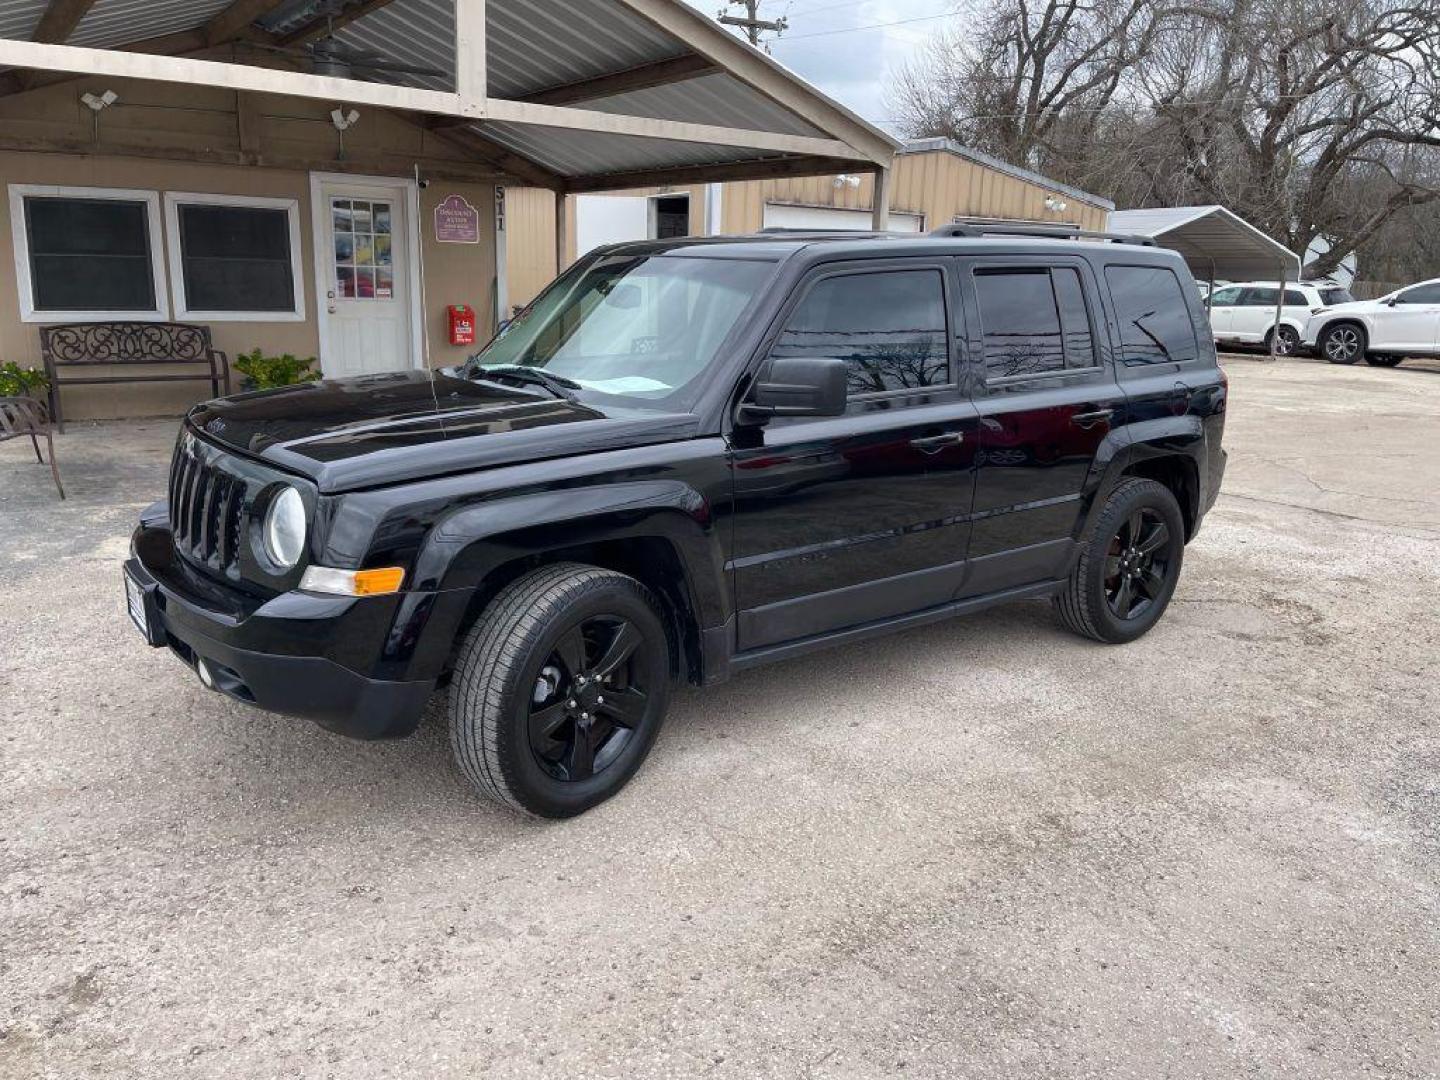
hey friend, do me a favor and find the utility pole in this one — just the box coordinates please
[717,1,787,50]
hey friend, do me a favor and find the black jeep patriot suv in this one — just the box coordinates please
[124,226,1226,817]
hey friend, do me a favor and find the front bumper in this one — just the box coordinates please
[125,507,435,740]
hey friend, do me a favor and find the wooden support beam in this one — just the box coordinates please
[202,0,292,48]
[0,132,513,186]
[484,98,855,159]
[871,165,892,230]
[277,0,402,48]
[523,54,719,107]
[564,154,865,194]
[30,0,98,44]
[235,90,262,157]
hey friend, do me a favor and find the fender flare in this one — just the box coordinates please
[1076,418,1204,540]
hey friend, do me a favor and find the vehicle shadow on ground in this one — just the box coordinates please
[191,599,1066,829]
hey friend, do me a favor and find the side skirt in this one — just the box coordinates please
[717,578,1066,677]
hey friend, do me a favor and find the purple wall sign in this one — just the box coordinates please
[434,194,481,244]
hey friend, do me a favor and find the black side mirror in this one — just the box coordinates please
[1386,297,1399,307]
[740,356,848,421]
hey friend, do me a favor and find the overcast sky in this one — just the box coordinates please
[684,1,964,129]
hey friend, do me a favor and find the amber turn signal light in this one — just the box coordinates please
[299,565,405,597]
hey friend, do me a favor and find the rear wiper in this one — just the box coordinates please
[472,364,581,401]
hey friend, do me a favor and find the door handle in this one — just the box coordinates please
[910,432,965,453]
[1071,408,1114,429]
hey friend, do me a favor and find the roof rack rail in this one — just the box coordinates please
[929,222,1157,247]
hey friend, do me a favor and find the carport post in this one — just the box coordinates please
[1206,258,1217,315]
[1268,260,1285,360]
[871,165,892,231]
[555,190,569,276]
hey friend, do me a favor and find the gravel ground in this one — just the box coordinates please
[2,355,1438,1079]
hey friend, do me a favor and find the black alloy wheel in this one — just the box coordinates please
[449,563,671,818]
[528,615,652,782]
[1105,508,1173,621]
[1320,324,1365,364]
[1054,477,1186,644]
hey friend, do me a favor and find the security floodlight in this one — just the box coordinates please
[81,90,118,112]
[330,108,360,131]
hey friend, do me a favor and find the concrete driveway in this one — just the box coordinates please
[2,356,1438,1079]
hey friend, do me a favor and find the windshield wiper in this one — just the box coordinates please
[472,364,581,401]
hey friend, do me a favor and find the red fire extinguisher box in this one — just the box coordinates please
[447,305,476,346]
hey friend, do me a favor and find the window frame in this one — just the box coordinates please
[964,256,1105,387]
[164,191,306,322]
[764,260,958,404]
[8,184,169,324]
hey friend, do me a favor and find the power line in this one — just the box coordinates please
[775,8,961,42]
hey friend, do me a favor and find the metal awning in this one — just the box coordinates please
[1109,205,1301,282]
[0,0,899,195]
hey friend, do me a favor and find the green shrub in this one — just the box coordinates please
[234,348,321,390]
[0,361,48,397]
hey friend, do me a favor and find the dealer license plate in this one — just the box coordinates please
[125,572,150,639]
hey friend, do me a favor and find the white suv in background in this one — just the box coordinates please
[1302,279,1440,367]
[1207,281,1355,355]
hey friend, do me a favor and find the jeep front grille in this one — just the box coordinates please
[168,437,249,577]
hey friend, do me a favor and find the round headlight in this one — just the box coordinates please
[263,485,307,570]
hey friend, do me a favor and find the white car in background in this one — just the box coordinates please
[1207,280,1355,356]
[1301,278,1440,367]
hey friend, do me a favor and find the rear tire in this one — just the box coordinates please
[448,563,671,818]
[1055,478,1186,644]
[1319,323,1366,365]
[1267,325,1300,356]
[1365,353,1404,368]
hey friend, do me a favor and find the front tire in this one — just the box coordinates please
[1055,478,1186,644]
[1319,323,1366,365]
[449,563,671,818]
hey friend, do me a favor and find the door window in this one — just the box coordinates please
[771,268,950,394]
[973,267,1095,378]
[1208,286,1242,306]
[1395,283,1440,304]
[1106,265,1200,365]
[332,198,394,300]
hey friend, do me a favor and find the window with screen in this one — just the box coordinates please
[21,195,157,313]
[974,266,1096,378]
[174,200,298,315]
[770,269,949,394]
[1106,265,1200,365]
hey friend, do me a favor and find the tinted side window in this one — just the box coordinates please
[771,269,949,394]
[1106,265,1200,365]
[1320,288,1354,305]
[1053,268,1097,369]
[1396,283,1440,304]
[974,270,1062,377]
[1242,287,1277,307]
[1284,289,1307,306]
[973,267,1098,378]
[1209,286,1242,306]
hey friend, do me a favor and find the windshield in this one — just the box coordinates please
[469,253,775,410]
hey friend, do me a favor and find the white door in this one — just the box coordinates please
[763,203,925,233]
[1371,282,1440,351]
[314,176,416,378]
[1207,285,1243,338]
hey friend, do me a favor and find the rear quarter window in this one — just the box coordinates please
[1105,264,1200,365]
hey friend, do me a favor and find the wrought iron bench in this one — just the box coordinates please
[0,396,63,499]
[39,322,230,432]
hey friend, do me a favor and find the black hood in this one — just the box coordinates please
[187,370,699,492]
